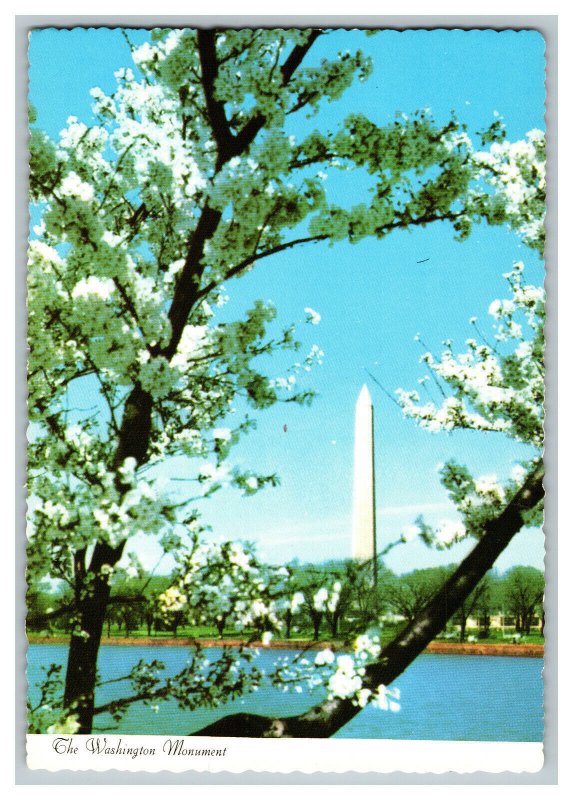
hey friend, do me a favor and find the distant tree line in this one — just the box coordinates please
[282,561,543,642]
[27,562,543,644]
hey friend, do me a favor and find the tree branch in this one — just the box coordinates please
[165,32,324,360]
[233,30,322,157]
[162,204,223,360]
[195,234,328,304]
[197,29,322,171]
[196,30,236,170]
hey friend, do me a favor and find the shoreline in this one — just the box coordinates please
[27,635,544,657]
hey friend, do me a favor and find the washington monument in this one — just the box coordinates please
[351,384,377,581]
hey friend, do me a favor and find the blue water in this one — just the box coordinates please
[28,645,543,741]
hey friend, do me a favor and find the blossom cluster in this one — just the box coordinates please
[156,535,399,714]
[157,536,299,633]
[472,129,546,253]
[397,261,543,447]
[313,582,342,613]
[270,632,400,712]
[395,260,544,546]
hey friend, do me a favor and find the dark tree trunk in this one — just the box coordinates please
[62,388,147,731]
[284,610,292,640]
[312,615,321,641]
[480,614,490,637]
[330,613,339,638]
[63,541,124,733]
[459,615,467,643]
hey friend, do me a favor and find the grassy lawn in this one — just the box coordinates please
[433,629,545,645]
[30,620,544,646]
[91,623,543,646]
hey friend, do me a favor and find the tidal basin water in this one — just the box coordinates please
[28,645,543,741]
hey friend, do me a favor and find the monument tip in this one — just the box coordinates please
[357,383,372,405]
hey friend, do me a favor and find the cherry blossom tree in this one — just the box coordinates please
[28,28,545,735]
[158,538,296,637]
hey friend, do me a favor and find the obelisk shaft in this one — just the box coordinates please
[351,385,377,576]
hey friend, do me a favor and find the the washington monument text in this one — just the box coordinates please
[351,384,377,575]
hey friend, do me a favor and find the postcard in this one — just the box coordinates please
[25,24,547,775]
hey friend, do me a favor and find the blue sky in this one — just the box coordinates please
[29,28,546,574]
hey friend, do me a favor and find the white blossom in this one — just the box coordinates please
[401,524,421,543]
[72,276,115,301]
[213,427,232,442]
[313,587,329,611]
[314,648,335,666]
[60,171,95,201]
[434,519,467,549]
[304,307,322,325]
